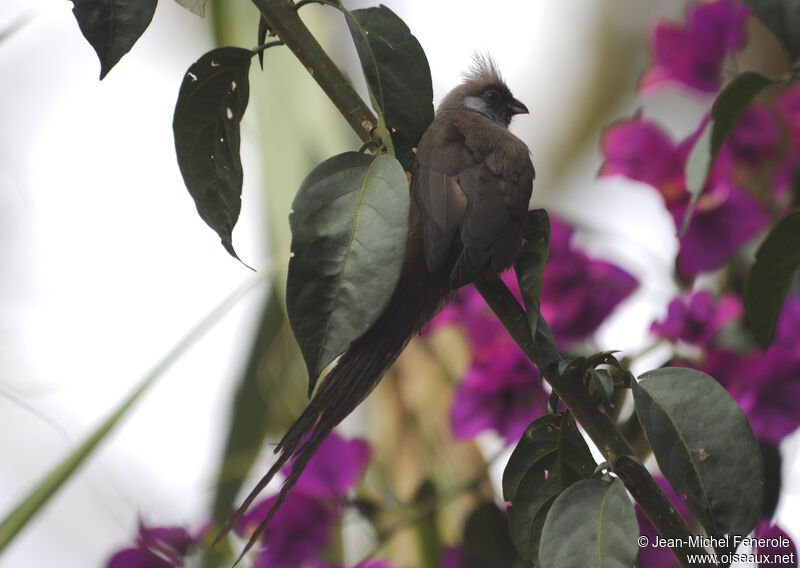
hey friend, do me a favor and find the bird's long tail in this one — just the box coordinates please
[220,225,451,563]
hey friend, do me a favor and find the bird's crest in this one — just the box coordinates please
[438,53,508,113]
[463,53,504,86]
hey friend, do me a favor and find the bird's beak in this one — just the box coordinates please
[509,98,529,115]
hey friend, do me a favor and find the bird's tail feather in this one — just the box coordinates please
[220,231,451,563]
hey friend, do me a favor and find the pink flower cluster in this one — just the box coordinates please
[610,2,800,561]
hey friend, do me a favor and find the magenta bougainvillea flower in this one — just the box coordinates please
[237,493,338,568]
[719,103,780,167]
[640,0,749,95]
[674,180,769,278]
[600,113,771,278]
[237,431,371,567]
[282,429,370,499]
[650,289,742,346]
[450,347,544,443]
[541,218,638,346]
[105,521,198,568]
[438,546,464,568]
[736,298,800,444]
[599,112,685,191]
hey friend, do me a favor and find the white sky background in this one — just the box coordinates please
[0,1,797,567]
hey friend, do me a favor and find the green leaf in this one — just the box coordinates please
[682,72,777,233]
[538,478,638,568]
[532,312,560,371]
[462,502,527,568]
[742,0,800,61]
[70,0,157,79]
[210,282,304,525]
[286,152,410,395]
[744,209,800,348]
[503,413,596,563]
[632,367,763,539]
[174,0,207,17]
[591,369,615,412]
[344,5,434,170]
[514,209,550,342]
[0,274,265,552]
[173,47,254,263]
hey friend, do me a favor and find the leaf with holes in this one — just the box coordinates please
[632,367,763,539]
[173,47,254,262]
[344,5,434,170]
[538,478,638,568]
[70,0,157,79]
[503,413,596,563]
[286,152,410,395]
[744,210,800,349]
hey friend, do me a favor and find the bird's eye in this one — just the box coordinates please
[485,89,499,101]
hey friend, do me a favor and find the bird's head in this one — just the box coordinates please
[438,55,529,128]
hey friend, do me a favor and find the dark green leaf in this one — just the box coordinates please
[538,478,638,568]
[210,283,304,525]
[591,369,615,412]
[742,0,800,61]
[174,0,206,17]
[514,209,550,341]
[632,367,763,538]
[70,0,157,79]
[503,413,596,563]
[462,502,527,568]
[744,209,800,348]
[344,5,434,170]
[173,47,254,262]
[683,72,777,232]
[286,152,410,395]
[533,313,560,371]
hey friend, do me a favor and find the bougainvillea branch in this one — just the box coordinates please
[247,2,710,565]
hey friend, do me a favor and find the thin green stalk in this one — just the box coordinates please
[0,271,269,551]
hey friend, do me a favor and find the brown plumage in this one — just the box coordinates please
[221,56,535,562]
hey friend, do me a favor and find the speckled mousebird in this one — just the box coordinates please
[223,56,535,558]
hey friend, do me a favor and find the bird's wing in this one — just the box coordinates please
[412,113,534,287]
[411,119,471,274]
[451,140,534,287]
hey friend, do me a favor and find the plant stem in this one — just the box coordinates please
[250,0,377,142]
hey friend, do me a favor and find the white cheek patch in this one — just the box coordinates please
[463,96,489,115]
